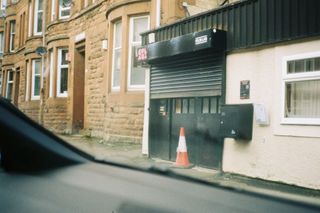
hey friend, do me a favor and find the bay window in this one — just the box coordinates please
[34,0,43,35]
[111,21,121,90]
[282,52,320,125]
[31,59,41,100]
[128,16,149,90]
[57,48,68,97]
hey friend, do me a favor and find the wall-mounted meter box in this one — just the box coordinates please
[219,104,253,140]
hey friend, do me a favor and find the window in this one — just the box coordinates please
[6,70,14,100]
[282,52,320,125]
[0,70,2,95]
[57,48,68,97]
[1,0,6,10]
[111,21,121,90]
[59,0,71,19]
[174,98,195,114]
[25,60,30,101]
[0,32,4,56]
[34,0,43,35]
[28,0,32,37]
[49,50,54,97]
[9,21,15,52]
[19,13,26,46]
[128,16,149,89]
[202,97,220,114]
[51,0,56,21]
[31,59,41,100]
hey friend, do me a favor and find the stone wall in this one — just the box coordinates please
[68,2,108,136]
[103,102,144,143]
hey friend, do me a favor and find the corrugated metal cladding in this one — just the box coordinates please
[141,0,320,51]
[150,49,223,99]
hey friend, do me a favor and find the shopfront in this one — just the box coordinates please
[146,29,226,169]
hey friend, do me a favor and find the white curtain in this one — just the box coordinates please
[286,80,320,118]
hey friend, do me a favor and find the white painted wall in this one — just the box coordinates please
[223,39,320,189]
[142,68,150,155]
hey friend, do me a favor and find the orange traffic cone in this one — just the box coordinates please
[175,127,192,168]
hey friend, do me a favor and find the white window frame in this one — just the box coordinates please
[31,59,41,100]
[34,0,43,35]
[59,0,71,20]
[25,61,30,101]
[49,50,54,97]
[57,48,68,97]
[281,51,320,125]
[6,70,14,100]
[127,16,150,91]
[1,0,6,10]
[9,21,15,52]
[111,21,121,91]
[51,0,56,21]
[0,31,4,56]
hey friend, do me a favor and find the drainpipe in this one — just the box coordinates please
[39,0,47,125]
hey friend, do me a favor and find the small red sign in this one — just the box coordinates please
[137,47,148,61]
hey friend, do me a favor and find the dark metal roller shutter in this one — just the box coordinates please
[150,49,224,99]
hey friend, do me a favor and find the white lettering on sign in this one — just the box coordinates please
[195,35,208,45]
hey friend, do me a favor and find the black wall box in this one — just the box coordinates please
[219,104,253,140]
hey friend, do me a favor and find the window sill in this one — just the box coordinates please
[47,19,70,30]
[111,87,120,92]
[56,95,68,98]
[30,98,40,101]
[26,35,43,43]
[127,86,145,92]
[281,118,320,126]
[59,17,70,20]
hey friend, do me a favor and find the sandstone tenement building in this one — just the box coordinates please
[0,0,230,143]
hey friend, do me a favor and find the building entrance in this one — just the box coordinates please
[150,97,223,169]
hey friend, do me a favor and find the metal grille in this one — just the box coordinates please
[142,0,320,52]
[150,49,224,99]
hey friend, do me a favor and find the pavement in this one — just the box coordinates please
[59,134,320,206]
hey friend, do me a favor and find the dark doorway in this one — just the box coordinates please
[150,97,223,169]
[13,70,20,106]
[72,42,85,133]
[150,99,171,160]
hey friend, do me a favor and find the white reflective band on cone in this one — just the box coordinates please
[176,136,187,152]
